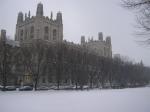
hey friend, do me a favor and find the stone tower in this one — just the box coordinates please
[98,32,103,41]
[15,2,63,42]
[36,2,43,17]
[17,12,23,24]
[106,36,111,45]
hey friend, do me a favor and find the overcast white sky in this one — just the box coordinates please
[0,0,150,66]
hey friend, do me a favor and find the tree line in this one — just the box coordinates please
[0,39,150,90]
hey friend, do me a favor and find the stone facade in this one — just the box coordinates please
[81,32,112,58]
[15,2,63,42]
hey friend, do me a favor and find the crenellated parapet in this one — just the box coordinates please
[81,32,111,45]
[15,2,63,42]
[17,10,62,26]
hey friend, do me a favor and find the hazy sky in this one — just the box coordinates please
[0,0,150,66]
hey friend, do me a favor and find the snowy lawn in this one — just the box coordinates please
[0,87,150,112]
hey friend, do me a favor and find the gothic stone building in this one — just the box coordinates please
[15,2,111,58]
[0,2,112,86]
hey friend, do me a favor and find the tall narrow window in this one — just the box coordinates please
[20,30,23,36]
[24,29,27,40]
[44,26,49,40]
[30,26,34,39]
[104,47,106,56]
[53,29,57,40]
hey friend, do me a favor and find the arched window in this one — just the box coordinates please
[53,29,57,40]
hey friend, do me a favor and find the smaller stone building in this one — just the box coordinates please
[81,32,112,58]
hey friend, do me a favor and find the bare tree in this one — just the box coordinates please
[0,37,7,91]
[21,40,47,90]
[122,0,150,45]
[0,31,13,91]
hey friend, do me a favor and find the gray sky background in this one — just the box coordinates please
[0,0,150,66]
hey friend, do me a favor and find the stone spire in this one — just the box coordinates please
[36,2,43,17]
[28,10,31,18]
[50,11,53,20]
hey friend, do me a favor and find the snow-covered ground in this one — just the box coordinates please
[0,87,150,112]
